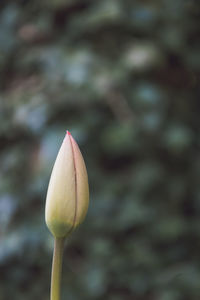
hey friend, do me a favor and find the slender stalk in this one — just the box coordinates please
[50,237,65,300]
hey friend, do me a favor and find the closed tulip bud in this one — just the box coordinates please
[45,131,89,238]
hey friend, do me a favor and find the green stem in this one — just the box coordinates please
[50,237,65,300]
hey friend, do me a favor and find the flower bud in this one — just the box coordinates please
[45,131,89,238]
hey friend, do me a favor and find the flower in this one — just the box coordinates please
[45,131,89,238]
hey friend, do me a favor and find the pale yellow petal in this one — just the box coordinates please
[45,134,76,237]
[70,135,89,227]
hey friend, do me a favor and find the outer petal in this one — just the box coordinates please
[45,134,76,237]
[69,135,89,227]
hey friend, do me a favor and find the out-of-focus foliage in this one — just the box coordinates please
[0,0,200,299]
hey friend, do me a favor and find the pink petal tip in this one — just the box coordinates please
[66,130,71,136]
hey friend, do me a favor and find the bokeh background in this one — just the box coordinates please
[0,0,200,299]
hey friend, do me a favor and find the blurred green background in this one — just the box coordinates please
[0,0,200,299]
